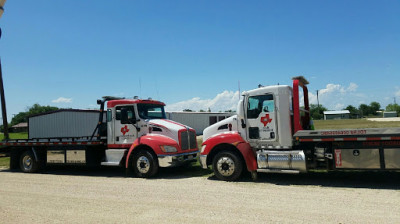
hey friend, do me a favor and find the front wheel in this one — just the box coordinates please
[19,150,38,173]
[212,151,243,181]
[132,150,159,178]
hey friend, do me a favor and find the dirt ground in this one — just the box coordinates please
[0,167,400,224]
[367,117,400,122]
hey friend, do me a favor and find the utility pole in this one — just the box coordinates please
[0,59,8,139]
[0,0,9,140]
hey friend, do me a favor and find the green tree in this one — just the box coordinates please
[10,104,59,126]
[369,102,381,115]
[345,105,359,118]
[358,102,381,117]
[309,104,327,120]
[358,104,370,117]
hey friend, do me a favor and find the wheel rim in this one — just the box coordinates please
[216,156,235,177]
[136,156,150,174]
[22,155,33,171]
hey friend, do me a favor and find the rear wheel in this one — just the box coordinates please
[132,150,158,178]
[212,151,243,181]
[19,151,38,173]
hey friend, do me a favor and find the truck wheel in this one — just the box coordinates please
[212,151,243,181]
[19,151,38,173]
[132,150,158,178]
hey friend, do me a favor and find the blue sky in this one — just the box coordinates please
[0,1,399,120]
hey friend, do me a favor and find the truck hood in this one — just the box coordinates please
[147,119,194,144]
[148,119,190,133]
[203,115,238,142]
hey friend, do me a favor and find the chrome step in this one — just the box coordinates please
[257,169,300,174]
[101,161,121,166]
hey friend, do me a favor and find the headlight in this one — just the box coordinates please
[160,145,177,153]
[201,145,207,153]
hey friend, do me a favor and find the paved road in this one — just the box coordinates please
[1,167,400,223]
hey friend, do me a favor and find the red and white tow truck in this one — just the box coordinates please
[200,76,400,181]
[1,97,198,177]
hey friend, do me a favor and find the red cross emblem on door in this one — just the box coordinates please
[121,125,130,135]
[260,114,272,127]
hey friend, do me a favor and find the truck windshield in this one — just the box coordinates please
[137,104,166,119]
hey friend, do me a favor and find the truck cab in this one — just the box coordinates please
[200,77,311,180]
[238,85,294,148]
[100,97,199,177]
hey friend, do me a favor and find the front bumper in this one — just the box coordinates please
[158,151,199,168]
[200,155,208,169]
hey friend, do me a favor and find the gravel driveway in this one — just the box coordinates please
[1,167,399,223]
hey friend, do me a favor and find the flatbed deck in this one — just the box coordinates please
[295,128,400,142]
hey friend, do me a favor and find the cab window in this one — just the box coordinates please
[247,94,274,119]
[116,106,135,124]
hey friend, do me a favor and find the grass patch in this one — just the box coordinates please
[314,119,400,130]
[0,132,28,141]
[0,156,9,167]
[0,132,28,169]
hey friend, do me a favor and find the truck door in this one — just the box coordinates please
[113,105,137,146]
[246,94,277,143]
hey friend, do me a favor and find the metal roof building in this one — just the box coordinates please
[11,122,28,132]
[323,110,350,120]
[166,112,234,135]
[383,111,398,118]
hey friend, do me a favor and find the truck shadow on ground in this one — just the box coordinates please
[207,171,400,190]
[2,166,128,178]
[2,166,400,190]
[0,163,213,179]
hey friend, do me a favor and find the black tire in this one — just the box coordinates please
[131,150,158,178]
[212,151,243,181]
[19,150,38,173]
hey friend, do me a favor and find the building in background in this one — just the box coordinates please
[28,109,233,137]
[166,112,234,135]
[11,122,28,132]
[383,111,398,118]
[323,110,350,120]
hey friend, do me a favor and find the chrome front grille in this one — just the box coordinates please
[180,130,197,150]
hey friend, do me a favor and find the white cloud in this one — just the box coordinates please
[167,82,363,112]
[314,82,358,97]
[52,97,72,103]
[347,83,358,92]
[166,90,240,112]
[304,82,363,110]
